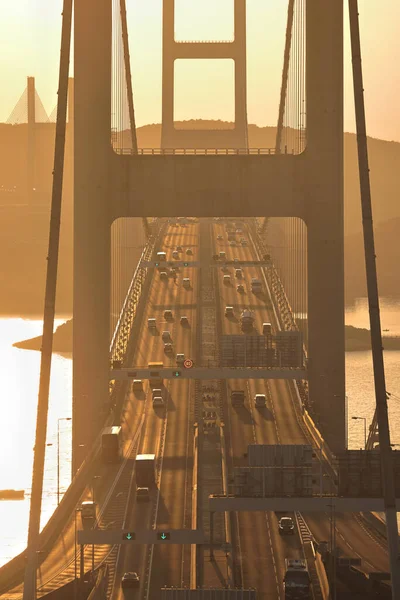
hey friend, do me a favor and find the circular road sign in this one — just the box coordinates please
[183,358,194,369]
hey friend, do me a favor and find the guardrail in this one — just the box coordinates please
[110,220,163,364]
[115,147,278,156]
[190,425,199,589]
[249,222,310,410]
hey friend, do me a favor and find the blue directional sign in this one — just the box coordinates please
[157,531,171,540]
[122,532,136,541]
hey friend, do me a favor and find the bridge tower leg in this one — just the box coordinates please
[305,1,345,453]
[161,0,248,149]
[72,0,112,473]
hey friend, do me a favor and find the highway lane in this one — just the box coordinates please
[149,222,199,596]
[213,221,283,599]
[112,221,199,599]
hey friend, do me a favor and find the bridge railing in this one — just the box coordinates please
[115,147,278,156]
[109,219,166,402]
[250,220,310,404]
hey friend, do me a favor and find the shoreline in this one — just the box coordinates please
[12,318,400,354]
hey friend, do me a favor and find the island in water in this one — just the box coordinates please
[13,319,400,353]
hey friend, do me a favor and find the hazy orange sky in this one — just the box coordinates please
[1,1,400,142]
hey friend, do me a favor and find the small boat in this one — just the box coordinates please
[383,329,389,332]
[0,489,25,500]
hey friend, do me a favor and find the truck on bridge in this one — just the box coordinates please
[135,454,156,489]
[283,559,311,599]
[101,426,123,463]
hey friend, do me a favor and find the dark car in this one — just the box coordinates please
[121,572,140,588]
[180,316,189,326]
[278,516,295,535]
[164,310,173,320]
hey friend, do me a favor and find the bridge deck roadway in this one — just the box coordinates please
[108,221,199,599]
[212,220,391,593]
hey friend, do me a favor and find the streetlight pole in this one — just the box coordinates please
[57,417,72,505]
[91,475,101,572]
[74,508,80,600]
[352,416,367,449]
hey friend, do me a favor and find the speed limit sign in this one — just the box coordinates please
[183,358,194,369]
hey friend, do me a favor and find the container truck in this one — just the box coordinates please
[135,454,156,488]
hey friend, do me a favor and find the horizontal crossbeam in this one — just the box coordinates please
[208,495,400,512]
[77,528,206,545]
[110,367,307,381]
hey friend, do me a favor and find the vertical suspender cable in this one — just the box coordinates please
[23,2,73,599]
[276,0,295,154]
[120,0,150,239]
[348,3,400,597]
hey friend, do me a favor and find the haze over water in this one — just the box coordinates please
[0,300,399,567]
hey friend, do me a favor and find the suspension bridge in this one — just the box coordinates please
[0,1,399,599]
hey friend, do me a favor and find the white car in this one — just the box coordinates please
[164,343,173,354]
[183,278,191,288]
[225,306,234,317]
[176,353,185,365]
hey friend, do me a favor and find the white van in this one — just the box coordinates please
[183,278,191,288]
[254,394,267,408]
[225,306,234,317]
[147,318,156,329]
[223,274,231,284]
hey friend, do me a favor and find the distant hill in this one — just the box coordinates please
[1,120,400,314]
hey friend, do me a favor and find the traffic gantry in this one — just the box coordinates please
[77,529,206,545]
[110,367,307,381]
